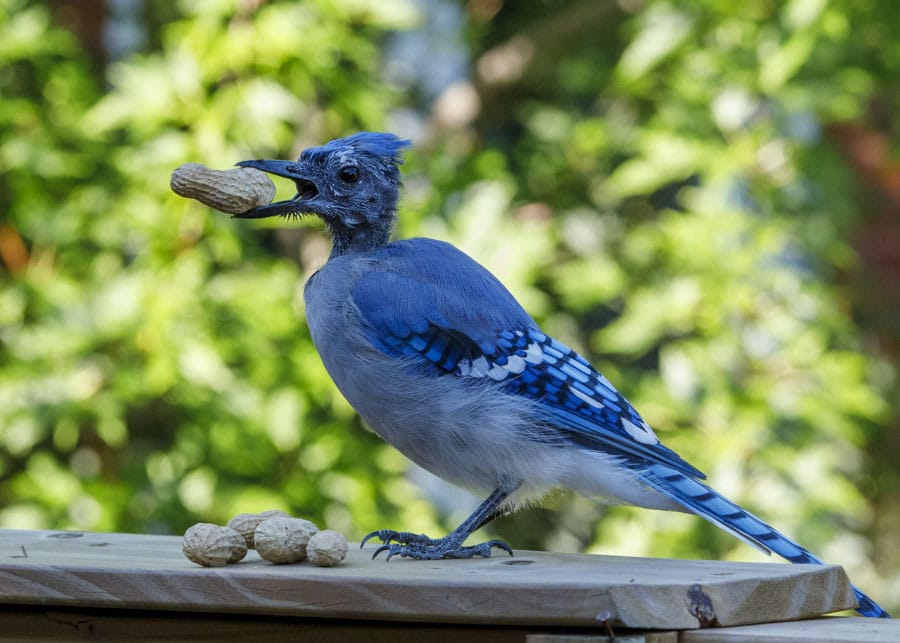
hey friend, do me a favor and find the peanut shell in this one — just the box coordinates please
[306,529,349,567]
[182,523,248,567]
[170,163,275,214]
[254,517,319,564]
[227,510,292,549]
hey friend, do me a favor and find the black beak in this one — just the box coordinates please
[233,159,319,219]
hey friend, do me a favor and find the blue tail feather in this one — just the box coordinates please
[639,464,890,619]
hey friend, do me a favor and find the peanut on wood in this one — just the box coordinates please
[254,517,319,564]
[182,523,248,567]
[226,510,292,549]
[306,529,349,567]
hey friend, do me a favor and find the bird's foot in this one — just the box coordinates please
[360,529,513,561]
[361,530,441,547]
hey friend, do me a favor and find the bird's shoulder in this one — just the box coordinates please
[351,237,537,340]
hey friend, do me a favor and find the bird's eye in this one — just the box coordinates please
[338,165,360,183]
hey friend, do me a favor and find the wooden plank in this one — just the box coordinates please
[525,633,678,642]
[682,616,900,642]
[0,605,680,642]
[0,528,856,630]
[0,606,530,643]
[0,606,684,643]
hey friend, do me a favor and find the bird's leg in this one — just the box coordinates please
[361,483,520,560]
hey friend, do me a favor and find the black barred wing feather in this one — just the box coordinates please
[364,314,703,478]
[455,329,705,479]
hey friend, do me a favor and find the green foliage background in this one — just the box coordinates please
[1,0,898,611]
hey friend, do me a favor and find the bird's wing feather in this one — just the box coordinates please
[352,238,703,478]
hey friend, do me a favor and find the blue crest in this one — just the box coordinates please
[309,132,411,169]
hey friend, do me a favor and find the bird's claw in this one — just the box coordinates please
[480,539,514,557]
[360,530,438,548]
[362,530,513,560]
[372,544,391,560]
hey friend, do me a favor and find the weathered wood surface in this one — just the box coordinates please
[682,616,900,642]
[0,528,856,630]
[0,606,678,643]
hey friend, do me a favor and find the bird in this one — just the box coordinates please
[235,132,889,618]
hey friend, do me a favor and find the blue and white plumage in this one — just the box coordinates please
[236,132,889,618]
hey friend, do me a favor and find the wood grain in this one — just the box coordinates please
[0,528,856,630]
[682,616,900,642]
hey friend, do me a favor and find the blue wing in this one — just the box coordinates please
[353,238,703,479]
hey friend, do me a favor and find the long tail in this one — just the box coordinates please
[639,463,890,618]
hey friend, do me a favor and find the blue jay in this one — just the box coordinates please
[236,132,889,618]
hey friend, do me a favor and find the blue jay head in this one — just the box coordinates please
[235,132,411,251]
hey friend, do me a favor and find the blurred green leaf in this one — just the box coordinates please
[1,0,897,616]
